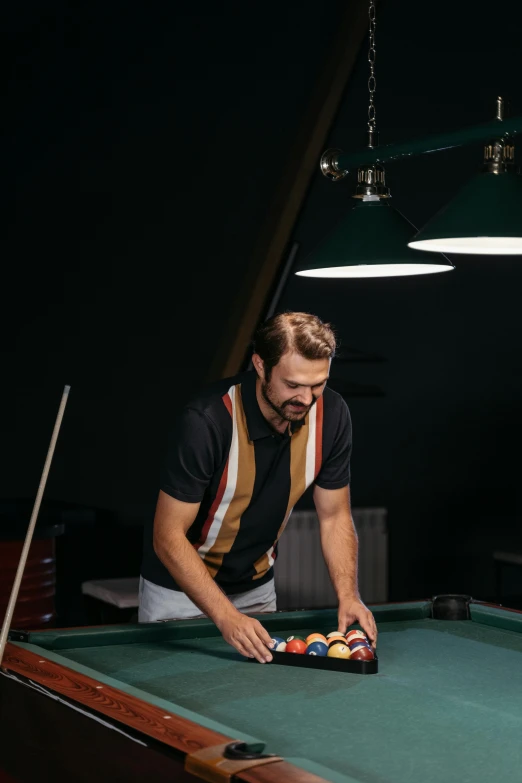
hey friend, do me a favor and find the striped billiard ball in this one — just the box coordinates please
[326,632,346,641]
[346,630,367,644]
[328,638,347,650]
[305,633,328,646]
[349,641,370,653]
[350,644,374,661]
[348,637,370,647]
[348,639,373,655]
[270,636,287,652]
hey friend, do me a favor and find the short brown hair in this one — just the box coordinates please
[253,311,336,379]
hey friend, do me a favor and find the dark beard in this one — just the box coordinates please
[261,380,316,422]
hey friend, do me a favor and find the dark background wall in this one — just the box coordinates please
[285,0,522,600]
[3,0,522,621]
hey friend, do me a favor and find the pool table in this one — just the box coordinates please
[2,596,522,783]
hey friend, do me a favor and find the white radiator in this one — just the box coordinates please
[274,507,388,609]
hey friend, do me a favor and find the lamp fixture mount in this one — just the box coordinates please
[320,148,349,181]
[354,163,390,198]
[483,97,515,175]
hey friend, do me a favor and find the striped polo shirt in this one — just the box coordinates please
[141,370,352,595]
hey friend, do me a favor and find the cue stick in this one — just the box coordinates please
[0,385,71,668]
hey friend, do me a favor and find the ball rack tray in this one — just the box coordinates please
[250,649,378,674]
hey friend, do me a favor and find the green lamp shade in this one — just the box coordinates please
[408,171,522,255]
[296,200,453,278]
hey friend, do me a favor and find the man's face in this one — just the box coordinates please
[255,351,330,423]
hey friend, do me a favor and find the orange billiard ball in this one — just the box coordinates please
[326,631,346,641]
[305,633,328,645]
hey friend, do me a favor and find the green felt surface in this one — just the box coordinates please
[53,616,522,783]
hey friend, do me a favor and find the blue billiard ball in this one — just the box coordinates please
[306,641,328,656]
[270,636,287,652]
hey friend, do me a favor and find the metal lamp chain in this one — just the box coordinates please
[368,0,377,147]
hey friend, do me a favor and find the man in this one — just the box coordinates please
[139,311,377,662]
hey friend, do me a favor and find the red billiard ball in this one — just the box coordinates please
[349,641,370,652]
[286,639,307,654]
[350,644,374,661]
[346,630,367,644]
[348,639,371,650]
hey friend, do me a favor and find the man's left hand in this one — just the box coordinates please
[338,596,377,649]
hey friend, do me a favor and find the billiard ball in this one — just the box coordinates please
[306,641,328,656]
[286,639,307,654]
[270,636,287,652]
[350,645,374,661]
[305,633,327,645]
[348,640,373,655]
[286,635,306,643]
[346,630,367,644]
[348,641,369,654]
[327,643,351,660]
[328,638,347,649]
[326,632,346,641]
[348,637,370,648]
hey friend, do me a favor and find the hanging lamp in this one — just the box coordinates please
[296,0,453,279]
[409,98,522,255]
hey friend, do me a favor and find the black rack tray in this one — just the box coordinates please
[250,650,378,674]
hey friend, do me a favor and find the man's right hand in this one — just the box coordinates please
[215,609,275,663]
[152,494,275,662]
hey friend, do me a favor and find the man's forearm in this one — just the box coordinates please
[320,513,360,599]
[155,534,237,624]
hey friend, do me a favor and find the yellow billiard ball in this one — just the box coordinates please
[327,643,351,660]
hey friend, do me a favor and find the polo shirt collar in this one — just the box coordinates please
[241,370,304,441]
